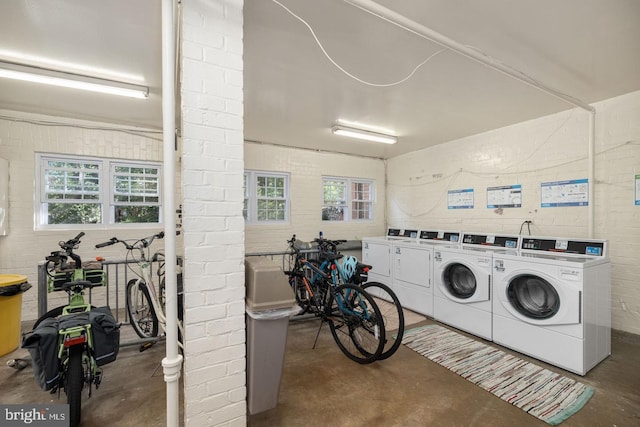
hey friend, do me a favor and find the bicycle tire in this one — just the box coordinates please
[327,284,385,364]
[126,280,159,338]
[66,345,84,427]
[289,273,311,314]
[361,282,405,360]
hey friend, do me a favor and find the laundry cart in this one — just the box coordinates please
[245,256,296,415]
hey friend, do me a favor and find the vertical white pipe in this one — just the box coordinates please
[161,1,182,427]
[588,110,596,238]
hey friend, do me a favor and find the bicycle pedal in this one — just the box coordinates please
[94,370,103,388]
[139,342,155,352]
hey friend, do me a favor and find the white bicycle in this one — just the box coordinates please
[95,232,184,349]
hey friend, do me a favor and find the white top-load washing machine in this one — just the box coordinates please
[362,227,418,287]
[492,236,611,375]
[433,232,520,340]
[390,230,461,316]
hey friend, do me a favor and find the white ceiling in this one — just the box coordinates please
[1,0,639,159]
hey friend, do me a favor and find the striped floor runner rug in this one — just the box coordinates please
[402,324,594,425]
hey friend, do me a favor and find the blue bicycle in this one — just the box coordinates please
[285,235,385,364]
[307,236,405,360]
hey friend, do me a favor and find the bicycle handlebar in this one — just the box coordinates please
[95,232,165,250]
[47,232,88,269]
[58,232,86,250]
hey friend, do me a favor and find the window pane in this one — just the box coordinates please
[245,171,288,223]
[323,179,346,204]
[352,201,372,220]
[114,206,160,223]
[112,164,160,204]
[322,206,345,221]
[257,198,287,222]
[47,203,102,225]
[44,160,101,204]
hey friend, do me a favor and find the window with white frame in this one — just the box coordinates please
[322,177,374,221]
[244,170,289,223]
[36,154,162,228]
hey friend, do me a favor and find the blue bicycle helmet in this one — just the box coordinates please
[341,256,359,281]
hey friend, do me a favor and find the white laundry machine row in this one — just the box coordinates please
[362,229,460,317]
[391,230,461,316]
[362,227,418,294]
[432,233,520,340]
[492,236,611,375]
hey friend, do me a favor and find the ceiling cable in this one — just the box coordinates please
[270,0,446,87]
[343,0,594,113]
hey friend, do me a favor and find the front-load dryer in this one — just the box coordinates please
[433,233,519,340]
[389,230,461,316]
[492,236,611,375]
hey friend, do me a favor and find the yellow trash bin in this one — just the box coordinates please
[0,274,30,356]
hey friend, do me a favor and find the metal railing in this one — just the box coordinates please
[37,257,169,322]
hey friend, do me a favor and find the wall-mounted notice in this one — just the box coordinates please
[541,178,588,207]
[487,184,522,208]
[635,174,640,205]
[448,188,474,209]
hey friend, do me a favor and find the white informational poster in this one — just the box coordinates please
[541,179,588,207]
[635,174,640,206]
[448,188,474,209]
[487,184,522,208]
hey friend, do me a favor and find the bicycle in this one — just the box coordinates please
[285,235,386,364]
[309,236,405,360]
[23,232,119,427]
[95,232,184,349]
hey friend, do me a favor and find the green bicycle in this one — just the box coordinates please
[23,232,119,427]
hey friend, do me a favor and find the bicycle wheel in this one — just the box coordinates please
[290,272,312,314]
[126,279,159,338]
[361,282,404,360]
[66,345,84,427]
[327,284,385,364]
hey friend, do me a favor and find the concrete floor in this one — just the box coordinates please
[1,323,173,427]
[2,313,639,426]
[249,316,640,427]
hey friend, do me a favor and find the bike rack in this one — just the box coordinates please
[36,257,182,348]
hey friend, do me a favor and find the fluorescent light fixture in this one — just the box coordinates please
[0,61,149,99]
[331,124,397,144]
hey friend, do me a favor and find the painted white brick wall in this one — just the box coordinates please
[386,90,640,334]
[0,110,167,321]
[244,143,387,253]
[181,0,246,426]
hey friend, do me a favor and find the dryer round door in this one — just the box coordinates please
[507,275,560,319]
[440,262,489,303]
[497,271,581,326]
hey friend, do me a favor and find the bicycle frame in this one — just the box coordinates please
[96,232,184,348]
[295,256,374,321]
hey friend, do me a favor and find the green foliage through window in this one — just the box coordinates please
[38,155,162,227]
